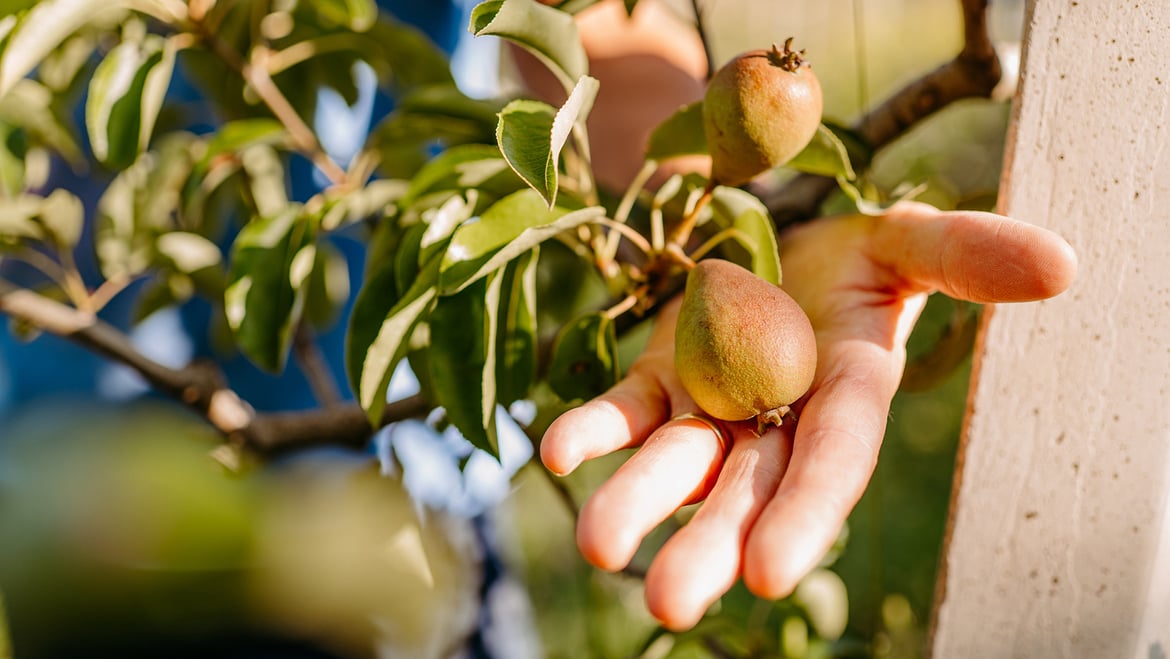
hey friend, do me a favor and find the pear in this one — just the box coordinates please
[674,259,816,428]
[703,39,823,187]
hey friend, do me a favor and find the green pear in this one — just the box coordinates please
[674,259,817,427]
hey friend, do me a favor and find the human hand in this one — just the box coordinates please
[539,201,1077,630]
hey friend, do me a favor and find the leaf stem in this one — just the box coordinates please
[665,179,715,249]
[88,274,134,312]
[602,293,638,321]
[602,159,658,263]
[688,227,753,262]
[592,217,652,257]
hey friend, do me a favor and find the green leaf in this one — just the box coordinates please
[548,312,618,402]
[470,0,588,94]
[96,134,198,278]
[403,143,516,204]
[319,178,409,231]
[429,271,505,456]
[224,208,316,372]
[0,79,84,166]
[155,231,222,274]
[394,221,429,298]
[370,83,502,179]
[646,100,706,161]
[708,186,782,286]
[496,75,598,208]
[346,220,403,395]
[0,121,25,196]
[787,123,857,180]
[304,239,350,330]
[33,188,84,250]
[201,119,288,165]
[495,246,538,406]
[0,194,48,245]
[0,191,81,249]
[238,144,288,218]
[418,191,477,267]
[439,189,603,294]
[838,177,928,216]
[0,0,128,96]
[300,0,377,31]
[369,15,454,88]
[495,99,555,204]
[355,258,439,423]
[85,33,176,168]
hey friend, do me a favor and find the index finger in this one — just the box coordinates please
[873,201,1078,303]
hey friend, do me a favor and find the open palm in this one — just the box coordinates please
[539,201,1077,630]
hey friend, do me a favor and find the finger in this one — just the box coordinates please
[576,416,730,572]
[742,339,902,600]
[540,299,684,476]
[874,201,1078,303]
[540,369,669,476]
[644,425,793,631]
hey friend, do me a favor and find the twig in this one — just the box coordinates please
[188,21,348,187]
[293,323,342,408]
[0,278,427,453]
[690,0,717,79]
[751,0,1001,228]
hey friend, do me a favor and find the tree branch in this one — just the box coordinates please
[751,0,1001,228]
[0,279,427,454]
[187,20,349,187]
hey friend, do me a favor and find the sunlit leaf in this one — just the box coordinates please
[85,33,177,168]
[355,257,439,423]
[155,231,222,274]
[0,194,48,245]
[225,207,316,372]
[419,191,476,267]
[646,100,706,161]
[0,0,128,97]
[33,188,84,250]
[319,178,409,231]
[96,134,199,278]
[496,75,598,207]
[404,144,517,204]
[708,186,781,286]
[496,99,555,204]
[439,189,603,294]
[548,312,618,402]
[429,271,504,456]
[787,123,856,180]
[495,246,538,406]
[0,79,83,166]
[470,0,587,94]
[238,144,288,218]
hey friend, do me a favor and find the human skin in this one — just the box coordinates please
[527,0,1079,631]
[540,203,1077,629]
